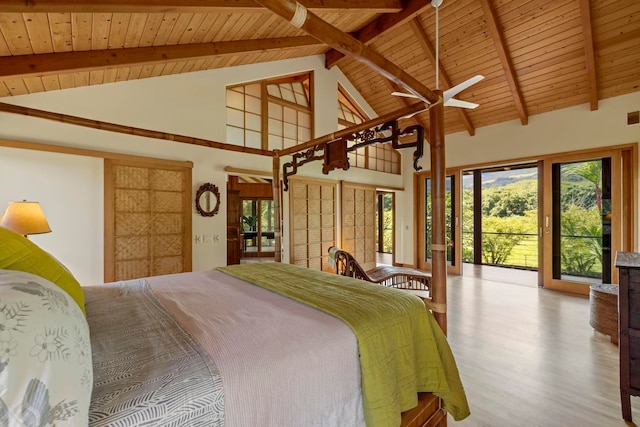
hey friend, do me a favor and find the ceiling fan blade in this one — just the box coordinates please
[391,91,420,99]
[443,74,484,103]
[400,106,429,119]
[444,98,479,109]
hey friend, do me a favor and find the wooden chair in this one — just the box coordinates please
[328,246,433,307]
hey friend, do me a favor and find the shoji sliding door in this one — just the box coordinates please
[104,159,192,282]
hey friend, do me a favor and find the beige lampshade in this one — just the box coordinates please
[0,201,52,237]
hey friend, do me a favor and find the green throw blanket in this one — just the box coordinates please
[217,263,470,427]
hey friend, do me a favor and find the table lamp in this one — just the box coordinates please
[0,200,52,238]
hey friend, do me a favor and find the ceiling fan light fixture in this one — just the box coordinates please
[390,0,483,111]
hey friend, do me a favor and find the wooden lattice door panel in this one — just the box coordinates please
[341,182,376,271]
[105,160,192,282]
[289,178,336,271]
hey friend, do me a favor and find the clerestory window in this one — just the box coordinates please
[226,73,313,151]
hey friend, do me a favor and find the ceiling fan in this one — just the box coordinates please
[392,0,484,111]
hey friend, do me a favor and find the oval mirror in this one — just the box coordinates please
[195,183,221,217]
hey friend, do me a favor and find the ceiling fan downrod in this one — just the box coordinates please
[432,0,443,90]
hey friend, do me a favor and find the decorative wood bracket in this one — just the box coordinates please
[282,120,424,190]
[346,120,424,172]
[282,145,325,191]
[393,124,424,172]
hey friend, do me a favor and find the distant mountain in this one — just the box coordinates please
[462,168,538,190]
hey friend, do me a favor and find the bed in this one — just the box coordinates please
[0,226,469,427]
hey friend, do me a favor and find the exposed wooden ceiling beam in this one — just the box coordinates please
[252,0,439,105]
[0,37,321,80]
[0,0,402,13]
[579,0,599,111]
[325,0,432,69]
[478,0,528,126]
[408,18,475,137]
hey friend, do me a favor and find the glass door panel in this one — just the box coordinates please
[376,192,394,254]
[242,198,275,257]
[260,199,275,253]
[462,172,475,264]
[420,171,461,274]
[242,200,258,256]
[480,166,539,269]
[543,151,624,295]
[552,159,609,285]
[425,175,455,265]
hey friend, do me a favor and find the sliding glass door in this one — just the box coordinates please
[543,148,632,294]
[415,146,635,294]
[418,170,461,275]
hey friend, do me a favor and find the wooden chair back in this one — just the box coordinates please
[330,246,373,281]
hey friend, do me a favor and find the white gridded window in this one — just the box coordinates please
[339,122,366,168]
[266,80,312,150]
[368,143,399,174]
[226,83,262,149]
[268,82,309,107]
[338,101,363,125]
[338,93,400,174]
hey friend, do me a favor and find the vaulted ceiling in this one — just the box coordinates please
[0,0,637,137]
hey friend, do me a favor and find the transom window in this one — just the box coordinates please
[226,73,313,151]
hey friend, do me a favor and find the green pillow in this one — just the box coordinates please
[0,226,85,314]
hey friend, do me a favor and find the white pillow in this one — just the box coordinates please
[0,269,92,426]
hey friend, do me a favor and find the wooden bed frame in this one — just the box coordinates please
[253,2,453,425]
[402,393,447,427]
[0,2,455,425]
[275,115,450,426]
[332,246,447,427]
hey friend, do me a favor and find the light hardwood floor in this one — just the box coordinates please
[446,266,639,426]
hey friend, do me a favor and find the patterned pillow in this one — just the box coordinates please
[0,226,85,315]
[0,269,92,426]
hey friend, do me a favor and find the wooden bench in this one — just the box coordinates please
[329,246,433,307]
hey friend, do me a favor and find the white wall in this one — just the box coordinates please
[400,91,640,265]
[0,147,103,285]
[0,55,399,284]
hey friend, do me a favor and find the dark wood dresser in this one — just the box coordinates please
[615,251,640,422]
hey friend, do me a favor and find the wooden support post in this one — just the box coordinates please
[429,90,447,333]
[272,151,282,262]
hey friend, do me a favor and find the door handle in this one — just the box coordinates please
[545,215,550,234]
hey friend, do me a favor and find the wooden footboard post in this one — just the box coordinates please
[401,392,447,427]
[429,93,447,334]
[273,151,282,262]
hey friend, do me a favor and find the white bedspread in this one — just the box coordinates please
[146,270,366,427]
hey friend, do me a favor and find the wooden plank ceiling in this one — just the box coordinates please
[0,0,638,136]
